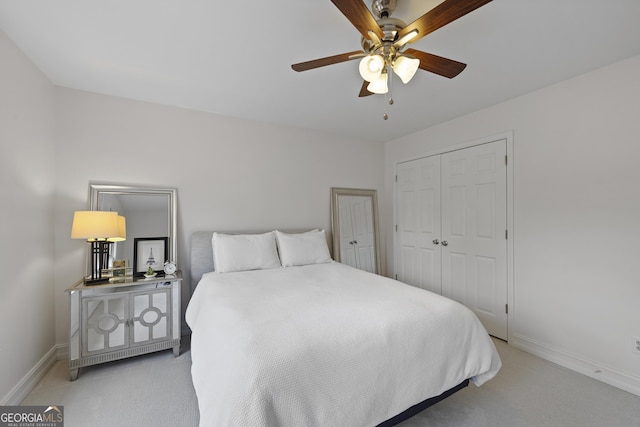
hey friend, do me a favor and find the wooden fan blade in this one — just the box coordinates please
[358,81,374,97]
[397,0,492,43]
[330,0,384,40]
[405,48,467,79]
[292,50,363,72]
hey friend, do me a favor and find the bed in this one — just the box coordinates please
[186,230,501,426]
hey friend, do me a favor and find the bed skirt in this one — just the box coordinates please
[376,379,470,427]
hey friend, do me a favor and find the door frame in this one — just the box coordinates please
[393,131,514,342]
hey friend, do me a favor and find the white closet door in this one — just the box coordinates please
[441,140,507,339]
[396,155,442,294]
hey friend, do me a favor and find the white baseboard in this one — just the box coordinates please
[0,344,65,406]
[510,333,640,397]
[57,344,69,361]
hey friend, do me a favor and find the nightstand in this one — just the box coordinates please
[65,272,182,380]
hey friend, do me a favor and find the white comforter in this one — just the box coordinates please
[186,262,501,427]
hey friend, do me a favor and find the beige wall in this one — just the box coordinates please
[0,30,56,402]
[385,54,640,395]
[52,88,385,345]
[2,28,385,402]
[5,19,640,404]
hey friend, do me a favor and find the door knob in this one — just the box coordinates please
[432,239,439,245]
[441,240,448,247]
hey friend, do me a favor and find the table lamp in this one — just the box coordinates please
[71,211,126,284]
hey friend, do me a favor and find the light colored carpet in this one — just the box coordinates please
[21,337,640,427]
[22,338,198,427]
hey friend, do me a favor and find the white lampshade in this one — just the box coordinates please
[359,54,385,82]
[366,72,388,94]
[392,56,420,84]
[107,215,127,242]
[71,211,120,241]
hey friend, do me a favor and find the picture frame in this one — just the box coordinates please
[113,259,126,269]
[133,237,168,276]
[112,259,128,277]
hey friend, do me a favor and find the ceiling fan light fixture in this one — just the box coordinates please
[367,72,388,94]
[392,56,420,84]
[359,54,385,82]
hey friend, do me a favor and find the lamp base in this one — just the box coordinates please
[85,240,112,285]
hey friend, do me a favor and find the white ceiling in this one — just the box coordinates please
[2,0,640,143]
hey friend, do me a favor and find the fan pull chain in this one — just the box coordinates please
[384,65,394,120]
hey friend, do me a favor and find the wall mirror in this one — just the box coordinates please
[89,184,177,276]
[330,187,382,275]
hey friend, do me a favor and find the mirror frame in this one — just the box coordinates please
[330,187,383,276]
[89,183,177,273]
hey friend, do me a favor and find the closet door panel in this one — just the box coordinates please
[441,141,507,339]
[396,156,441,293]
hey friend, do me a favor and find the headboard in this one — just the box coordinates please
[190,229,333,288]
[190,231,215,286]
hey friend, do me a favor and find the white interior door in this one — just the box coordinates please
[396,155,441,294]
[395,140,508,339]
[349,196,376,273]
[338,197,358,268]
[338,195,376,273]
[441,141,508,340]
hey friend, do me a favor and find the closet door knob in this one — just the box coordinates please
[441,240,448,247]
[432,239,439,245]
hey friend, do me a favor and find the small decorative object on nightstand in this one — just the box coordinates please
[65,272,182,381]
[164,261,177,276]
[144,266,157,278]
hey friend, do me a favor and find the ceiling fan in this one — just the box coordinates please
[291,0,492,98]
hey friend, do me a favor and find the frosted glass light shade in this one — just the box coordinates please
[393,56,420,84]
[71,211,120,241]
[359,55,385,82]
[367,72,388,94]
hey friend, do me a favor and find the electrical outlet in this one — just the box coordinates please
[633,337,640,356]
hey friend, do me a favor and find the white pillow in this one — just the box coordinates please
[212,232,281,273]
[275,229,333,267]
